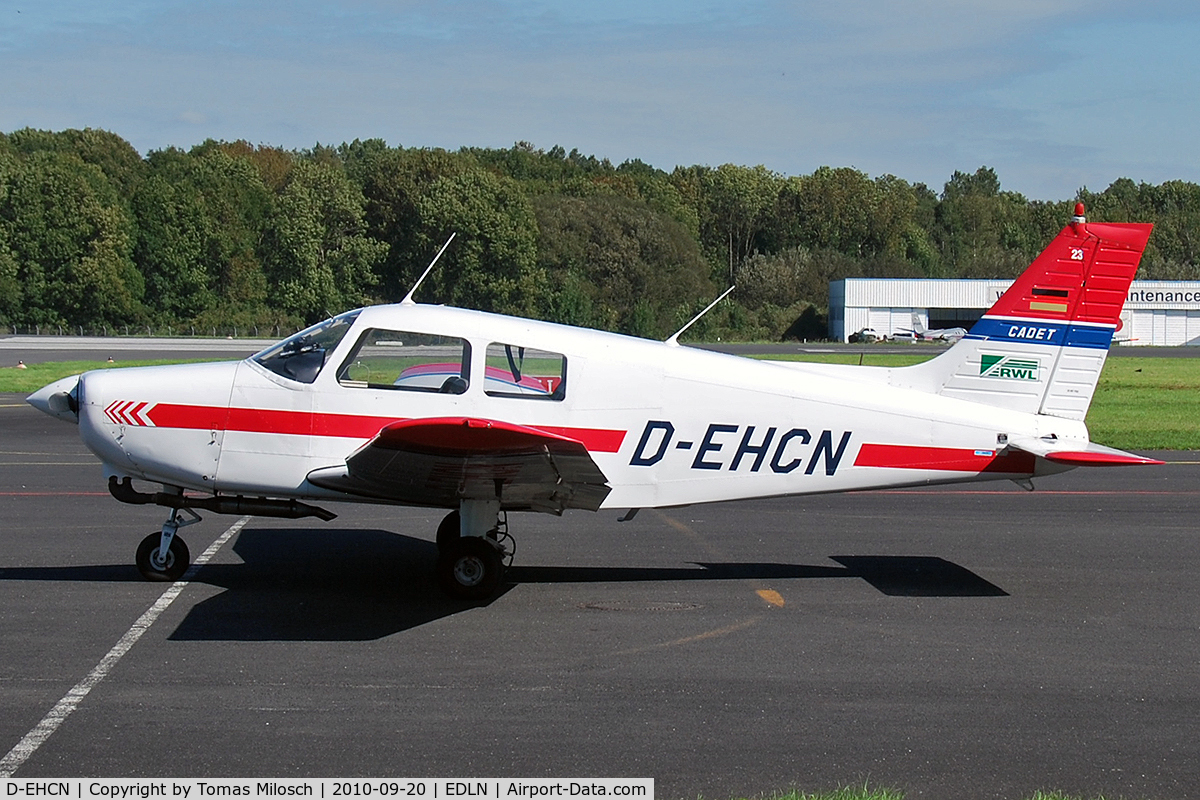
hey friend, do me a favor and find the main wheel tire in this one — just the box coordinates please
[437,537,504,600]
[135,532,190,582]
[436,510,461,554]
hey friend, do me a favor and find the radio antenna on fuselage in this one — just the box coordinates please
[401,233,457,306]
[665,285,736,347]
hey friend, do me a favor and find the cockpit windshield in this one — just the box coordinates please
[252,310,361,383]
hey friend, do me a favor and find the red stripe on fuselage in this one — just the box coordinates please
[535,425,626,453]
[855,443,1036,473]
[144,403,626,453]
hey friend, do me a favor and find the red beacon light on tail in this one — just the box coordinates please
[1072,202,1087,231]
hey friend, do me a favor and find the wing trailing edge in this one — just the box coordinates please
[308,417,612,513]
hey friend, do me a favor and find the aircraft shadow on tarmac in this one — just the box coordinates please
[511,556,1008,599]
[0,527,1007,641]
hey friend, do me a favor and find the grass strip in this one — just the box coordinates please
[734,788,1128,800]
[751,786,903,800]
[0,358,221,395]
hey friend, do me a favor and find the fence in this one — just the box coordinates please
[5,325,296,339]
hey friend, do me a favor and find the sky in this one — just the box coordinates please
[2,0,1198,200]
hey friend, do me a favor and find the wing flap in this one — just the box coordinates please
[1005,434,1164,467]
[308,417,611,513]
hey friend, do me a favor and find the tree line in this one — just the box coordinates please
[2,128,1198,341]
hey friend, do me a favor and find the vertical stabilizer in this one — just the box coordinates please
[896,208,1152,420]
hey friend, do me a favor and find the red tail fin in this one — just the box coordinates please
[902,209,1153,421]
[985,219,1153,328]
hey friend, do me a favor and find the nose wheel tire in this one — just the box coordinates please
[135,532,191,582]
[437,537,504,600]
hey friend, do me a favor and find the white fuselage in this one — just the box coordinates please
[73,303,1079,512]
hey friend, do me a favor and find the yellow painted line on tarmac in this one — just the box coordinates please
[0,404,28,408]
[612,617,761,656]
[756,589,785,607]
[652,509,787,609]
[661,617,760,646]
[652,510,725,560]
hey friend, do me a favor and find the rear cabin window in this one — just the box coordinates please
[484,342,566,400]
[337,329,471,395]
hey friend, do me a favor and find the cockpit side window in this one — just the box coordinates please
[252,311,361,384]
[337,329,471,394]
[484,342,566,400]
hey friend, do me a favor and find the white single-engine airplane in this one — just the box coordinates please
[895,313,968,343]
[28,206,1162,600]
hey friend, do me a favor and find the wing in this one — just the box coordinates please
[307,417,611,514]
[1005,434,1163,467]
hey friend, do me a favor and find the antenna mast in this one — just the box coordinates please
[665,285,736,347]
[401,233,457,306]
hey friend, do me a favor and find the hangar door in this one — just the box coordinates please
[1128,309,1200,346]
[868,308,917,337]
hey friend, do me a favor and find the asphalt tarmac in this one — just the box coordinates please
[2,394,1199,799]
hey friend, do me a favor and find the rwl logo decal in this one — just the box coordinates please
[980,354,1039,381]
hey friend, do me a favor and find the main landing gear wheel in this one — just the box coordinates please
[437,537,505,601]
[436,510,461,554]
[135,532,191,582]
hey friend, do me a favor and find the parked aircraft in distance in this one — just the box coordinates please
[28,205,1162,600]
[894,313,968,343]
[849,327,882,344]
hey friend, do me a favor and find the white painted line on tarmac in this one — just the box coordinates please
[0,516,250,777]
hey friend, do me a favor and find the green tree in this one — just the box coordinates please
[216,140,297,193]
[7,127,145,199]
[0,150,143,327]
[344,144,476,300]
[695,164,781,283]
[534,193,712,337]
[131,174,216,320]
[145,145,274,316]
[934,166,1035,278]
[264,159,388,322]
[0,141,19,325]
[411,167,540,315]
[1139,181,1200,276]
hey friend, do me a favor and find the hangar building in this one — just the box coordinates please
[829,279,1200,346]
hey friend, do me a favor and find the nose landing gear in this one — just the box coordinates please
[134,507,201,581]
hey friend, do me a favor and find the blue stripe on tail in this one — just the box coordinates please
[965,317,1114,350]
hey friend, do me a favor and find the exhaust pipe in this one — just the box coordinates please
[109,476,337,521]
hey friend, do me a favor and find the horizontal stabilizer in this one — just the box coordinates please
[308,417,611,513]
[1005,434,1163,467]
